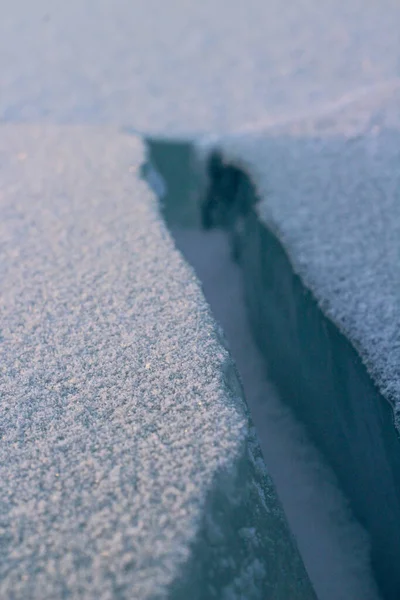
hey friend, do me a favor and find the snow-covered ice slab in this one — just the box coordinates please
[0,125,315,599]
[203,86,400,600]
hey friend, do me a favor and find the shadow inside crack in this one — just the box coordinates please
[144,136,395,600]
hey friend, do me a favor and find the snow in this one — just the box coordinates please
[1,0,400,134]
[2,0,399,596]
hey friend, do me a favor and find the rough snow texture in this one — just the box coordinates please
[1,0,400,134]
[215,85,400,421]
[0,125,314,599]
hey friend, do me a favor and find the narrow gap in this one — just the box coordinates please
[145,138,381,600]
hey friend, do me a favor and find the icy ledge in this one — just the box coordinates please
[199,86,400,600]
[0,124,314,599]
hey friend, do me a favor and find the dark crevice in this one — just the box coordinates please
[145,138,389,600]
[143,140,316,600]
[200,152,400,600]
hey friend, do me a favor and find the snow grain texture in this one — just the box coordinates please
[0,125,313,599]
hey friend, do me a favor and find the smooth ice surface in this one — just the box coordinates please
[172,227,381,600]
[215,85,400,420]
[0,125,314,599]
[1,0,400,134]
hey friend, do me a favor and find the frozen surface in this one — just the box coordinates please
[172,227,381,600]
[216,85,400,420]
[2,0,399,596]
[1,0,400,134]
[0,124,314,599]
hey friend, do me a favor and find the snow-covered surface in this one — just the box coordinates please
[215,85,400,419]
[172,227,382,600]
[2,0,400,595]
[0,124,314,599]
[1,0,400,134]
